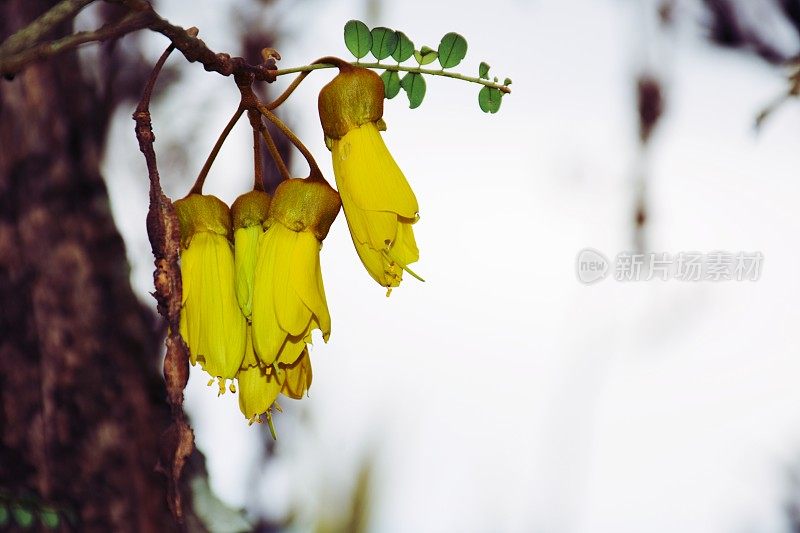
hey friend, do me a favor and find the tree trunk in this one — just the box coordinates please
[0,1,181,531]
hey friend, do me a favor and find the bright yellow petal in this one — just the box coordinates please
[242,324,258,368]
[180,232,246,379]
[276,334,308,366]
[290,232,330,338]
[237,365,281,420]
[252,228,284,366]
[331,121,418,218]
[391,219,419,267]
[234,225,262,319]
[271,226,311,336]
[281,350,313,399]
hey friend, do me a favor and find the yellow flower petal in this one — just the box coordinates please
[281,350,312,400]
[331,121,418,218]
[237,365,281,420]
[272,226,312,337]
[234,225,262,319]
[252,229,284,365]
[291,232,330,338]
[180,232,246,379]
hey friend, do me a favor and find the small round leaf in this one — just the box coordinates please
[392,32,415,62]
[504,77,513,86]
[414,46,438,65]
[381,70,401,99]
[371,27,399,60]
[479,62,490,80]
[478,86,502,113]
[400,72,426,109]
[344,20,372,59]
[437,32,468,69]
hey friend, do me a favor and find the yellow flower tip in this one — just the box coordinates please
[231,190,271,231]
[318,65,384,140]
[280,350,313,400]
[229,382,237,394]
[237,365,282,421]
[174,193,232,246]
[269,178,341,241]
[207,378,215,387]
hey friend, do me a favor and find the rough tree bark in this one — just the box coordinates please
[0,1,185,531]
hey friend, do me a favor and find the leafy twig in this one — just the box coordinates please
[273,61,511,93]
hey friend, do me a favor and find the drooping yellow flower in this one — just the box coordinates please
[251,178,341,367]
[318,64,421,292]
[231,190,271,320]
[175,194,246,382]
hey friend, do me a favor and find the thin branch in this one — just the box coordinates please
[0,0,277,82]
[134,42,194,524]
[252,122,265,191]
[257,116,292,182]
[258,104,325,182]
[273,61,512,94]
[266,70,310,110]
[190,107,245,195]
[0,10,153,77]
[0,0,96,57]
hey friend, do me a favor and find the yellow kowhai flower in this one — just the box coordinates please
[231,190,271,320]
[251,177,341,367]
[175,193,246,384]
[318,64,421,293]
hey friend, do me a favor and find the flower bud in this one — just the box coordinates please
[318,65,385,140]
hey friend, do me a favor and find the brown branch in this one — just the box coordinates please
[0,0,277,83]
[0,0,96,57]
[0,10,154,77]
[134,42,194,525]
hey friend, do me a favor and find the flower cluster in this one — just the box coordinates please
[174,63,423,429]
[175,178,340,427]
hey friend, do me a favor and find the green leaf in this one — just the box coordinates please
[392,31,415,62]
[370,27,399,60]
[504,77,512,86]
[400,72,426,109]
[0,504,8,526]
[40,508,59,529]
[478,86,502,113]
[381,70,401,99]
[479,61,490,79]
[344,20,372,59]
[437,32,468,68]
[12,505,34,528]
[414,47,438,65]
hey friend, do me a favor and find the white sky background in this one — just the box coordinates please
[100,0,800,531]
